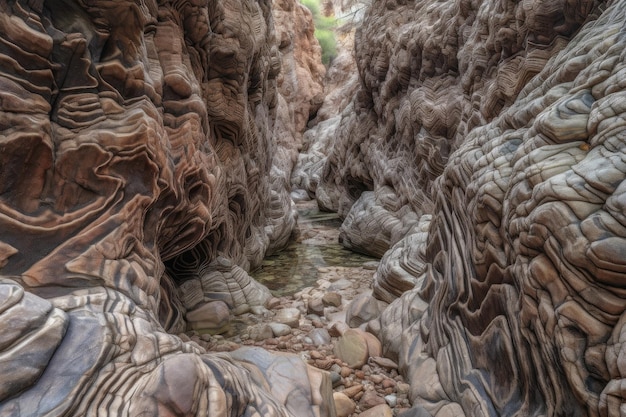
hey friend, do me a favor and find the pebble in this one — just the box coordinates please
[315,358,334,369]
[333,392,356,417]
[310,350,324,360]
[330,371,342,387]
[384,394,397,407]
[250,305,268,315]
[382,378,396,389]
[369,374,384,384]
[342,384,363,398]
[312,319,325,328]
[340,366,352,378]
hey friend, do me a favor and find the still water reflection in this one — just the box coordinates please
[252,205,375,296]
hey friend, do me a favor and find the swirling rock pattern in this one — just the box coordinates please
[319,0,606,253]
[315,0,626,415]
[0,0,330,415]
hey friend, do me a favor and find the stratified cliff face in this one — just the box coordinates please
[0,0,331,415]
[320,0,626,416]
[321,0,608,257]
[268,0,325,251]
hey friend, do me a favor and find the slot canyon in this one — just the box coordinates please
[1,0,626,416]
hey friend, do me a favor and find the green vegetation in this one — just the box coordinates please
[301,0,337,66]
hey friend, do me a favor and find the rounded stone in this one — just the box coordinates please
[322,292,342,307]
[307,297,325,316]
[334,329,370,368]
[268,322,292,337]
[274,307,301,328]
[309,328,331,346]
[333,392,356,417]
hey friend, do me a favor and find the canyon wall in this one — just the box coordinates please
[0,0,329,415]
[316,0,626,415]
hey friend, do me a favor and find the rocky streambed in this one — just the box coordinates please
[181,200,412,417]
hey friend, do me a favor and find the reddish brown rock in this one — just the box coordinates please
[0,0,330,415]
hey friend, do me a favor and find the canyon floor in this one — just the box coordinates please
[182,200,412,417]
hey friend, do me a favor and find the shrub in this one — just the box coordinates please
[301,0,338,65]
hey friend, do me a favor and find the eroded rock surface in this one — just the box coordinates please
[0,0,330,415]
[268,0,326,252]
[291,0,361,201]
[314,0,626,415]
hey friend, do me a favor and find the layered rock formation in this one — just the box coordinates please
[268,0,326,251]
[317,0,626,415]
[0,0,330,415]
[291,0,361,200]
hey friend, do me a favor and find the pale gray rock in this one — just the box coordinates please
[309,328,332,346]
[274,307,302,328]
[269,322,293,337]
